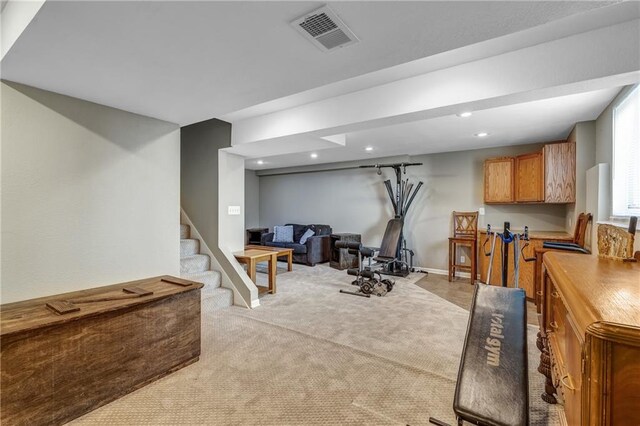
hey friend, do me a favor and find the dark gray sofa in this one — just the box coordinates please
[261,224,332,266]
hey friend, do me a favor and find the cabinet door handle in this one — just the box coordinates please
[551,291,560,298]
[561,374,576,391]
[549,321,559,329]
[536,290,543,296]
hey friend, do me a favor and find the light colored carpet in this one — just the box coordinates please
[71,264,560,425]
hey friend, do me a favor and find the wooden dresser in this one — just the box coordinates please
[478,229,573,299]
[538,252,640,425]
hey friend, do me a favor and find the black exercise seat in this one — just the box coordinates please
[452,284,529,426]
[373,218,403,263]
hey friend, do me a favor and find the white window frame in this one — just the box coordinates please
[611,85,640,218]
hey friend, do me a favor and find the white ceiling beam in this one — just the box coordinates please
[223,133,345,159]
[231,19,640,147]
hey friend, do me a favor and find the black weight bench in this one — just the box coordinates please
[430,284,529,426]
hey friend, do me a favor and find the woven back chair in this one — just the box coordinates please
[448,211,479,284]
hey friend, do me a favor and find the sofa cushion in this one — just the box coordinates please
[266,242,307,254]
[310,224,332,236]
[299,228,315,244]
[285,224,310,243]
[286,243,308,254]
[273,225,293,243]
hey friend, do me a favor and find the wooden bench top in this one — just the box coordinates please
[1,275,202,337]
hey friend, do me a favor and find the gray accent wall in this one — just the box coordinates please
[259,143,568,272]
[181,119,257,307]
[1,81,180,303]
[566,121,596,236]
[245,169,260,229]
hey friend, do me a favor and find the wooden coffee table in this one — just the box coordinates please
[233,249,278,294]
[245,245,293,272]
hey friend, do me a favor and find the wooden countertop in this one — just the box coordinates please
[544,252,640,339]
[478,229,573,241]
[0,275,203,337]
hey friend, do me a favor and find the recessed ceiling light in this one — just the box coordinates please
[475,132,489,137]
[457,112,472,118]
[256,160,264,165]
[365,146,373,151]
[310,153,318,159]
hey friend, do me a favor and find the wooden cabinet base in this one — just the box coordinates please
[0,276,203,426]
[539,254,640,425]
[478,230,572,299]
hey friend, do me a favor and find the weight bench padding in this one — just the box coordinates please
[336,241,362,250]
[453,284,529,426]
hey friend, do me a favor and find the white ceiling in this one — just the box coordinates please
[246,87,621,169]
[2,1,638,170]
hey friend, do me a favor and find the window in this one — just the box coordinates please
[612,86,640,217]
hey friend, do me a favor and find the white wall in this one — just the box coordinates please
[1,81,180,303]
[594,84,640,254]
[218,150,247,253]
[259,143,568,272]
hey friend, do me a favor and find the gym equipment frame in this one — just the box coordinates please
[360,162,423,277]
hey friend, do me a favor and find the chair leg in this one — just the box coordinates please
[470,242,477,285]
[448,241,453,281]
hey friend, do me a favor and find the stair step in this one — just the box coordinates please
[180,224,190,239]
[181,270,221,289]
[180,254,210,274]
[180,239,200,257]
[202,287,234,310]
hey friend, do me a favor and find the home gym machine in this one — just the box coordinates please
[482,221,536,287]
[335,240,395,298]
[429,222,535,426]
[360,162,423,277]
[336,218,404,298]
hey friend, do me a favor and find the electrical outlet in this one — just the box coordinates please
[460,255,466,263]
[228,205,241,215]
[479,207,485,216]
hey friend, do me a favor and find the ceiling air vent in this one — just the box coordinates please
[292,5,359,52]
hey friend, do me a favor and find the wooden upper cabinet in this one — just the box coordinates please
[544,141,576,203]
[515,151,544,202]
[484,140,575,204]
[484,157,514,203]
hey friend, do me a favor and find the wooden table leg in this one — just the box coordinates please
[268,254,277,293]
[287,252,293,271]
[248,259,257,283]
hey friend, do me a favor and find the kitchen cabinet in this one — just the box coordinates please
[483,157,514,203]
[544,141,576,203]
[483,140,575,204]
[515,151,544,202]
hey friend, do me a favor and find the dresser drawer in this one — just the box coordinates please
[548,285,567,368]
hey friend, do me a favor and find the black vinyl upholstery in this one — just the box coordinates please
[542,241,590,254]
[374,218,403,261]
[453,284,529,426]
